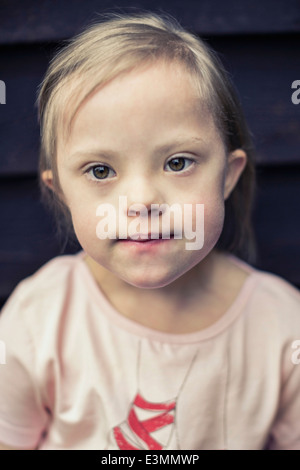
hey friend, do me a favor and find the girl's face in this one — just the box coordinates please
[49,61,246,288]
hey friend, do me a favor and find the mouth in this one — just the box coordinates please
[120,233,175,242]
[115,233,176,252]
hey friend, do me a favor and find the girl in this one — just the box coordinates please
[0,12,300,450]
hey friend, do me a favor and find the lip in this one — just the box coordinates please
[116,234,175,251]
[119,233,174,242]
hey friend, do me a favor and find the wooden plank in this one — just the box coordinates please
[0,34,299,175]
[0,0,299,45]
[210,35,300,166]
[0,44,50,174]
[252,165,300,284]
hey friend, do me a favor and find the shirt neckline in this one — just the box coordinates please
[76,251,259,344]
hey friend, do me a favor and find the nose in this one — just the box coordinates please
[121,175,165,217]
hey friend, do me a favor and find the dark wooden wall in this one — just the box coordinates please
[0,0,300,308]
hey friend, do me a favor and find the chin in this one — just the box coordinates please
[121,270,179,290]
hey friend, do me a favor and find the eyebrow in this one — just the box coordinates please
[67,136,206,163]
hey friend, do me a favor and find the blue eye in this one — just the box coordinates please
[166,157,193,172]
[87,165,115,180]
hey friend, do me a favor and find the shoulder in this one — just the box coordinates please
[22,251,84,289]
[229,254,300,336]
[228,253,300,304]
[253,269,300,306]
[250,265,300,317]
[0,251,86,326]
[253,269,300,338]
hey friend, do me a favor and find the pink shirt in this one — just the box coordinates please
[0,252,300,450]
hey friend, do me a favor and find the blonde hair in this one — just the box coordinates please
[37,11,256,261]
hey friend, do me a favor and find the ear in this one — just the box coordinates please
[224,149,247,200]
[41,170,55,191]
[41,169,67,206]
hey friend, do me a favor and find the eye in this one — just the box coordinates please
[165,156,194,172]
[86,164,116,181]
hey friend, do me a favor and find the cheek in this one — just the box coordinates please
[187,193,225,252]
[198,174,226,245]
[67,199,100,247]
[204,199,225,244]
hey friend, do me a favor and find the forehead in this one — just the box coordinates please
[80,63,198,115]
[58,60,222,157]
[60,61,201,125]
